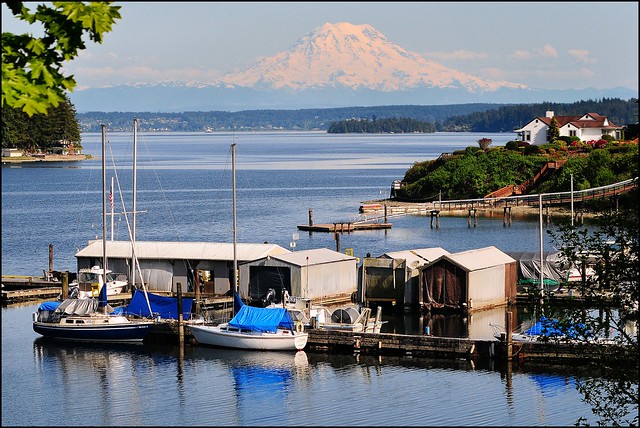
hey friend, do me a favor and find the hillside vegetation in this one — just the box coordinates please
[395,141,639,202]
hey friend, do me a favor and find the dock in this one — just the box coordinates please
[147,322,623,364]
[297,222,392,232]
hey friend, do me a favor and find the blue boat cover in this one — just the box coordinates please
[38,301,61,311]
[524,316,591,339]
[229,305,294,333]
[114,289,193,320]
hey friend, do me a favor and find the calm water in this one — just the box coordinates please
[2,131,601,425]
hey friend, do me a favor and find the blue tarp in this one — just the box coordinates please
[524,316,592,339]
[114,289,193,320]
[38,301,61,311]
[229,304,294,333]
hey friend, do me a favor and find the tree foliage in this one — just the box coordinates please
[546,189,639,426]
[1,94,82,152]
[2,1,121,116]
[327,117,436,133]
[396,143,638,201]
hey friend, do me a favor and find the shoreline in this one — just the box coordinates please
[2,154,91,163]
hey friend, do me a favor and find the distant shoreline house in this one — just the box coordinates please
[514,111,623,146]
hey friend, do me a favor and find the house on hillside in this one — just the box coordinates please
[514,111,623,146]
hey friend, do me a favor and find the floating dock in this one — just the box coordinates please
[297,222,392,232]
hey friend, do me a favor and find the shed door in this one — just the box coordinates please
[248,266,291,301]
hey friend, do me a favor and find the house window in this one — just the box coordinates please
[569,130,577,137]
[524,131,531,142]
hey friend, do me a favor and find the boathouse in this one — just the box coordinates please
[360,247,451,308]
[419,246,517,313]
[75,240,290,294]
[239,247,358,304]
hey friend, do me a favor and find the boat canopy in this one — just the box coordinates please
[54,299,99,316]
[229,305,295,333]
[114,289,193,320]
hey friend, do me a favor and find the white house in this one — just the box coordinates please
[2,148,24,157]
[514,111,623,145]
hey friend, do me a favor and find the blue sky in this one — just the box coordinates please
[2,2,638,91]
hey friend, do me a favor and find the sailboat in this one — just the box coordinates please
[33,124,155,342]
[188,143,308,351]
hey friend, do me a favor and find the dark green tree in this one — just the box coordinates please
[2,1,121,116]
[1,94,81,151]
[547,116,560,142]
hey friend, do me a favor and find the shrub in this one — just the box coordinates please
[524,144,542,155]
[477,138,492,150]
[505,141,520,151]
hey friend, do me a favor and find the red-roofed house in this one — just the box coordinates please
[514,111,623,145]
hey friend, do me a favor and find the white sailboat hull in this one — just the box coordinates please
[189,323,308,351]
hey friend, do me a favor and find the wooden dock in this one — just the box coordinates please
[297,222,392,232]
[145,321,625,364]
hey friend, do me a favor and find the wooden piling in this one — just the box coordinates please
[503,206,511,227]
[308,208,313,226]
[430,210,440,229]
[177,282,184,346]
[62,272,68,299]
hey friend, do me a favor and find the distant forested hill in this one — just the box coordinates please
[76,98,637,133]
[439,98,638,132]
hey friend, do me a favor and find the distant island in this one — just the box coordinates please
[327,117,436,133]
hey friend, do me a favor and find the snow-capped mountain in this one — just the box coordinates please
[69,22,636,112]
[218,22,526,93]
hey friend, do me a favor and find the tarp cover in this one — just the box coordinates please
[524,316,592,339]
[507,251,568,285]
[229,305,294,333]
[115,290,193,320]
[54,298,98,315]
[38,301,61,311]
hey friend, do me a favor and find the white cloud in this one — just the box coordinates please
[568,49,596,64]
[423,50,490,61]
[510,44,558,60]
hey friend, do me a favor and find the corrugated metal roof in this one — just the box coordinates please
[445,246,515,271]
[75,240,290,262]
[270,248,356,267]
[384,247,450,268]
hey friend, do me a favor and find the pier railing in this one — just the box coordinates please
[361,177,638,221]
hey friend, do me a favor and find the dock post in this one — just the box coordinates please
[333,225,341,252]
[430,210,440,229]
[308,208,313,226]
[503,206,511,227]
[177,282,184,347]
[62,271,68,300]
[506,310,513,360]
[48,244,53,273]
[384,204,388,223]
[468,208,477,228]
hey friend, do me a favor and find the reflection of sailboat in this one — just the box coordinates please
[188,144,308,351]
[32,125,155,342]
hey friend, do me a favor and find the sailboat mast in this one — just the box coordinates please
[131,117,138,286]
[101,124,108,287]
[232,143,238,293]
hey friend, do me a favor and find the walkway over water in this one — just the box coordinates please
[355,177,638,224]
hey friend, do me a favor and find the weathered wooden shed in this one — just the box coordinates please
[419,246,517,313]
[75,240,290,294]
[238,248,358,304]
[360,247,450,308]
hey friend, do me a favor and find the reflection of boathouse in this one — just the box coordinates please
[75,240,289,295]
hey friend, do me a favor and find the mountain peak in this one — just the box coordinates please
[219,22,527,92]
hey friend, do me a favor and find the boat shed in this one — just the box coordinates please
[361,247,451,309]
[419,246,518,313]
[75,240,290,294]
[238,248,358,305]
